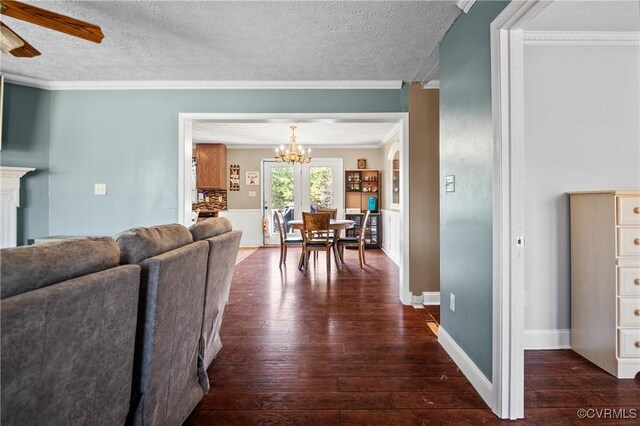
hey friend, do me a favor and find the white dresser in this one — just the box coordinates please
[569,191,640,378]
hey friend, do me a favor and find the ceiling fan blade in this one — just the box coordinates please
[0,0,104,43]
[0,21,40,57]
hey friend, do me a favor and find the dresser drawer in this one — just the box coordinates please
[618,196,640,226]
[619,267,640,296]
[619,298,640,327]
[618,329,640,358]
[617,227,640,257]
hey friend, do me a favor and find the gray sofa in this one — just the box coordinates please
[117,219,242,426]
[1,219,241,426]
[1,238,140,425]
[189,218,242,367]
[117,224,210,426]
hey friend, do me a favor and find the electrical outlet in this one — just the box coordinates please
[248,191,256,197]
[450,293,455,312]
[94,183,107,195]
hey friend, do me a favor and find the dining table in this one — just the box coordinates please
[287,218,355,270]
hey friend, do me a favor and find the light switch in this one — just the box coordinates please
[445,175,455,192]
[248,191,256,197]
[94,183,107,195]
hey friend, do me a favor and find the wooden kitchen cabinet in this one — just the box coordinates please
[196,144,227,189]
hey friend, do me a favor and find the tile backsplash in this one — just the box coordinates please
[193,189,227,211]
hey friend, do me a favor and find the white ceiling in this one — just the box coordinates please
[526,1,640,32]
[193,122,399,148]
[1,1,461,82]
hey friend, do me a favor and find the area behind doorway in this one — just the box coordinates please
[263,158,343,246]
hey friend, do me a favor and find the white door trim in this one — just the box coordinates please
[177,112,410,305]
[490,0,550,420]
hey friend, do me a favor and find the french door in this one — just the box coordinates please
[263,159,343,245]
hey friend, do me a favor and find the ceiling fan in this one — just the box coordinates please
[0,0,103,57]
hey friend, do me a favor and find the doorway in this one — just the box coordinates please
[177,113,410,304]
[262,158,344,245]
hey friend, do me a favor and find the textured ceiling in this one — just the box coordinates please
[193,122,399,147]
[1,1,461,82]
[526,1,640,32]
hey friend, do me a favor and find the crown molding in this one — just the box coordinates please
[1,74,403,91]
[378,122,401,148]
[225,144,382,150]
[422,80,440,89]
[456,0,476,14]
[523,31,640,45]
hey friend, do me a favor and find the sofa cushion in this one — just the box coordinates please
[130,241,209,426]
[116,224,193,265]
[189,217,233,241]
[200,230,242,367]
[0,237,120,299]
[1,264,140,425]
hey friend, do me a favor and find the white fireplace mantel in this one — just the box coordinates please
[1,166,36,248]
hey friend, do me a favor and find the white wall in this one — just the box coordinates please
[523,44,640,346]
[381,209,401,265]
[218,209,263,247]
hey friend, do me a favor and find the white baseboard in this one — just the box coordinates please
[438,327,494,410]
[238,238,263,248]
[381,245,400,266]
[411,294,424,307]
[423,291,440,305]
[523,329,570,350]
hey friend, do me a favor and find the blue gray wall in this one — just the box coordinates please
[1,84,50,245]
[45,88,406,236]
[439,0,508,380]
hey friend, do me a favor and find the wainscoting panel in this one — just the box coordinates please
[381,209,401,265]
[218,209,263,247]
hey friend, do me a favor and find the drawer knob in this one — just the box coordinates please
[636,309,640,317]
[635,279,640,286]
[636,341,640,349]
[635,239,640,246]
[634,207,640,214]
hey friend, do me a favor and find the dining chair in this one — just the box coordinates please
[316,207,337,219]
[337,210,370,269]
[301,212,332,275]
[314,207,337,245]
[274,210,303,268]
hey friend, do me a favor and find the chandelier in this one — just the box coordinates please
[275,125,311,164]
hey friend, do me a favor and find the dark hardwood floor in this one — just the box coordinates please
[184,247,639,425]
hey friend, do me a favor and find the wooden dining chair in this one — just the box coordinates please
[301,212,332,275]
[314,207,337,245]
[274,210,302,268]
[337,210,370,269]
[316,207,337,219]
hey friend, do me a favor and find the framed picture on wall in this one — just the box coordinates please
[246,171,259,186]
[229,164,240,191]
[357,158,367,169]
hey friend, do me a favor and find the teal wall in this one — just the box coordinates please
[439,1,508,380]
[47,88,407,236]
[1,84,50,245]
